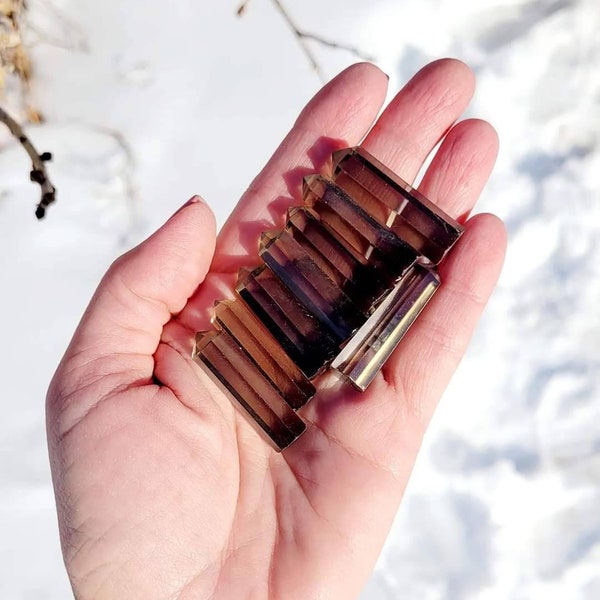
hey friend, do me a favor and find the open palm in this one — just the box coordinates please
[47,60,506,599]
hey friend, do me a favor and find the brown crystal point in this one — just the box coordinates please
[195,329,306,450]
[301,173,323,195]
[235,265,256,290]
[237,266,310,352]
[213,298,315,409]
[237,265,338,378]
[331,147,353,172]
[193,329,217,359]
[210,331,307,439]
[253,266,335,344]
[332,146,464,264]
[297,200,367,268]
[331,160,390,225]
[287,206,349,282]
[302,174,417,277]
[332,265,440,391]
[258,229,281,251]
[286,206,391,310]
[259,229,364,341]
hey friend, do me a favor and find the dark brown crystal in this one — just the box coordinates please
[236,265,338,377]
[303,174,418,277]
[259,228,364,342]
[286,206,391,311]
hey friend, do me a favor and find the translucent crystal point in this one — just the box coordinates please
[332,265,440,390]
[236,265,338,377]
[194,329,306,450]
[302,174,417,276]
[332,146,464,264]
[259,228,364,342]
[213,299,315,410]
[286,206,391,311]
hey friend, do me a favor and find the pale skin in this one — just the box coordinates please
[46,59,507,599]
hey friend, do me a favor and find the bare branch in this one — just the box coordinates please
[299,31,375,63]
[236,0,373,79]
[271,0,325,81]
[270,0,374,82]
[0,105,56,219]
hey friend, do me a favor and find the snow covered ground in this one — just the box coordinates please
[1,0,599,598]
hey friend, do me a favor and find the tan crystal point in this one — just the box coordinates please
[332,265,440,391]
[286,206,391,311]
[236,264,338,377]
[212,298,315,409]
[332,147,464,264]
[259,228,364,342]
[258,229,281,250]
[302,174,417,276]
[287,205,356,284]
[236,265,315,351]
[194,329,306,451]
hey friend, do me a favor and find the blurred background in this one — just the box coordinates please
[1,0,599,598]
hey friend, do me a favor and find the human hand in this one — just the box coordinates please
[47,59,506,599]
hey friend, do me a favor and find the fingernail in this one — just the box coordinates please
[172,195,203,217]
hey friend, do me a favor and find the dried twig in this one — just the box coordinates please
[0,105,55,218]
[270,0,324,80]
[236,0,374,81]
[299,30,373,61]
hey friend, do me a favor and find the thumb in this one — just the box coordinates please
[53,196,216,395]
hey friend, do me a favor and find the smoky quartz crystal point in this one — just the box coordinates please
[193,146,464,450]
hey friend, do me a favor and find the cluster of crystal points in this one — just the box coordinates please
[193,147,464,450]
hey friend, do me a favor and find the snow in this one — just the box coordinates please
[1,0,599,598]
